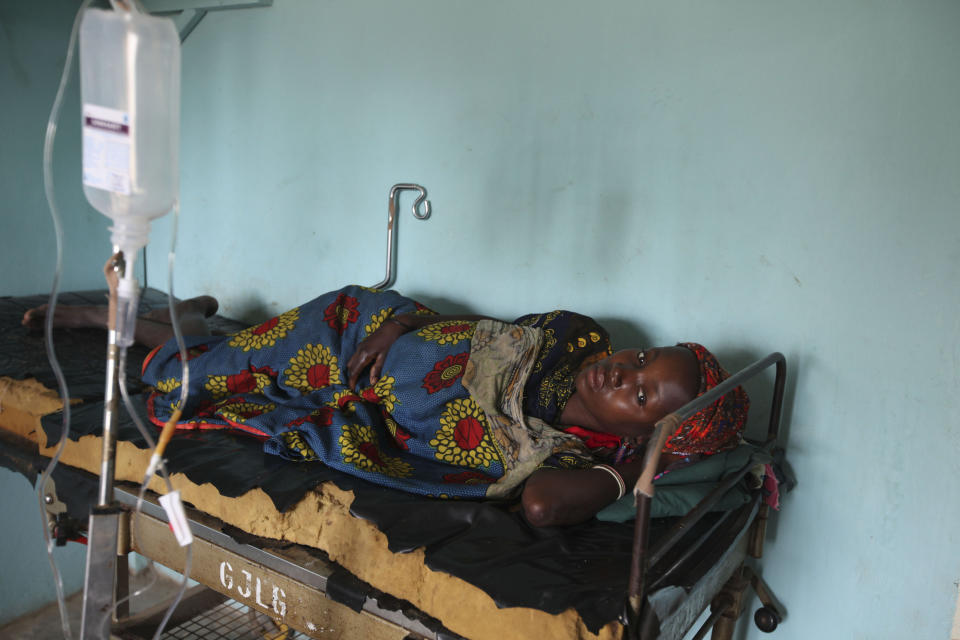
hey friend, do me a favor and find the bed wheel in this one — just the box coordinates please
[754,606,780,632]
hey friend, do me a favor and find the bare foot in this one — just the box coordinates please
[22,304,109,330]
[21,254,220,348]
[22,254,122,331]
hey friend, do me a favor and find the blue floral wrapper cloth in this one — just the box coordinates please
[142,286,510,498]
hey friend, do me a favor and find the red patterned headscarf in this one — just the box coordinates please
[664,343,750,456]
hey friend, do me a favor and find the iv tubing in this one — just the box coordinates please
[38,2,93,638]
[117,351,193,639]
[114,198,193,639]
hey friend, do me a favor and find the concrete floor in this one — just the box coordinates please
[0,569,181,640]
[0,588,88,640]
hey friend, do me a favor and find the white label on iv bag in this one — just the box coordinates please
[82,104,131,195]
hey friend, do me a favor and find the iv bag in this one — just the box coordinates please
[79,7,180,251]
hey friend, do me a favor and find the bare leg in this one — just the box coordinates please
[22,260,219,350]
[22,297,218,349]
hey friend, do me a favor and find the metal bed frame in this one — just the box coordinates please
[21,351,789,640]
[117,484,458,640]
[3,183,790,638]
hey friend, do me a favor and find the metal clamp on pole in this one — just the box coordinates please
[371,183,431,290]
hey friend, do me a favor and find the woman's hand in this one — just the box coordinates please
[346,312,496,390]
[347,319,409,389]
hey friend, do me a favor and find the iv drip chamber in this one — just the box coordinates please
[79,6,180,255]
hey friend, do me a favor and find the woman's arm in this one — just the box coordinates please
[346,312,497,389]
[521,461,644,527]
[520,451,689,527]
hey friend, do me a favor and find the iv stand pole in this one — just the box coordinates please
[80,252,126,640]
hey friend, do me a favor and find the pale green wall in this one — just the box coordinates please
[3,0,959,637]
[0,1,113,296]
[0,1,100,626]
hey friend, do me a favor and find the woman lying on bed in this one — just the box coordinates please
[24,284,748,527]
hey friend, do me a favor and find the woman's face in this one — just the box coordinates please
[561,346,700,437]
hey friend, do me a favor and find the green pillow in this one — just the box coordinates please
[595,443,770,522]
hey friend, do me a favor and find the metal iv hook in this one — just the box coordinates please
[396,183,431,220]
[372,183,432,290]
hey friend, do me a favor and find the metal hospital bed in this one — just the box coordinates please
[0,189,791,640]
[0,292,789,640]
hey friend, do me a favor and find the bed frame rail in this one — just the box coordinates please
[626,352,787,638]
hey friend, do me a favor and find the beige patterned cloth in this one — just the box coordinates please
[463,319,593,498]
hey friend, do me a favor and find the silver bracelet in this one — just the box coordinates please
[592,464,626,500]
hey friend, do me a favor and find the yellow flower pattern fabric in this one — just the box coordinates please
[364,307,393,336]
[216,398,277,425]
[281,431,319,461]
[365,376,397,413]
[228,308,300,352]
[328,389,361,414]
[430,398,502,469]
[155,378,182,394]
[339,424,413,478]
[283,344,341,393]
[417,321,476,346]
[204,368,274,399]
